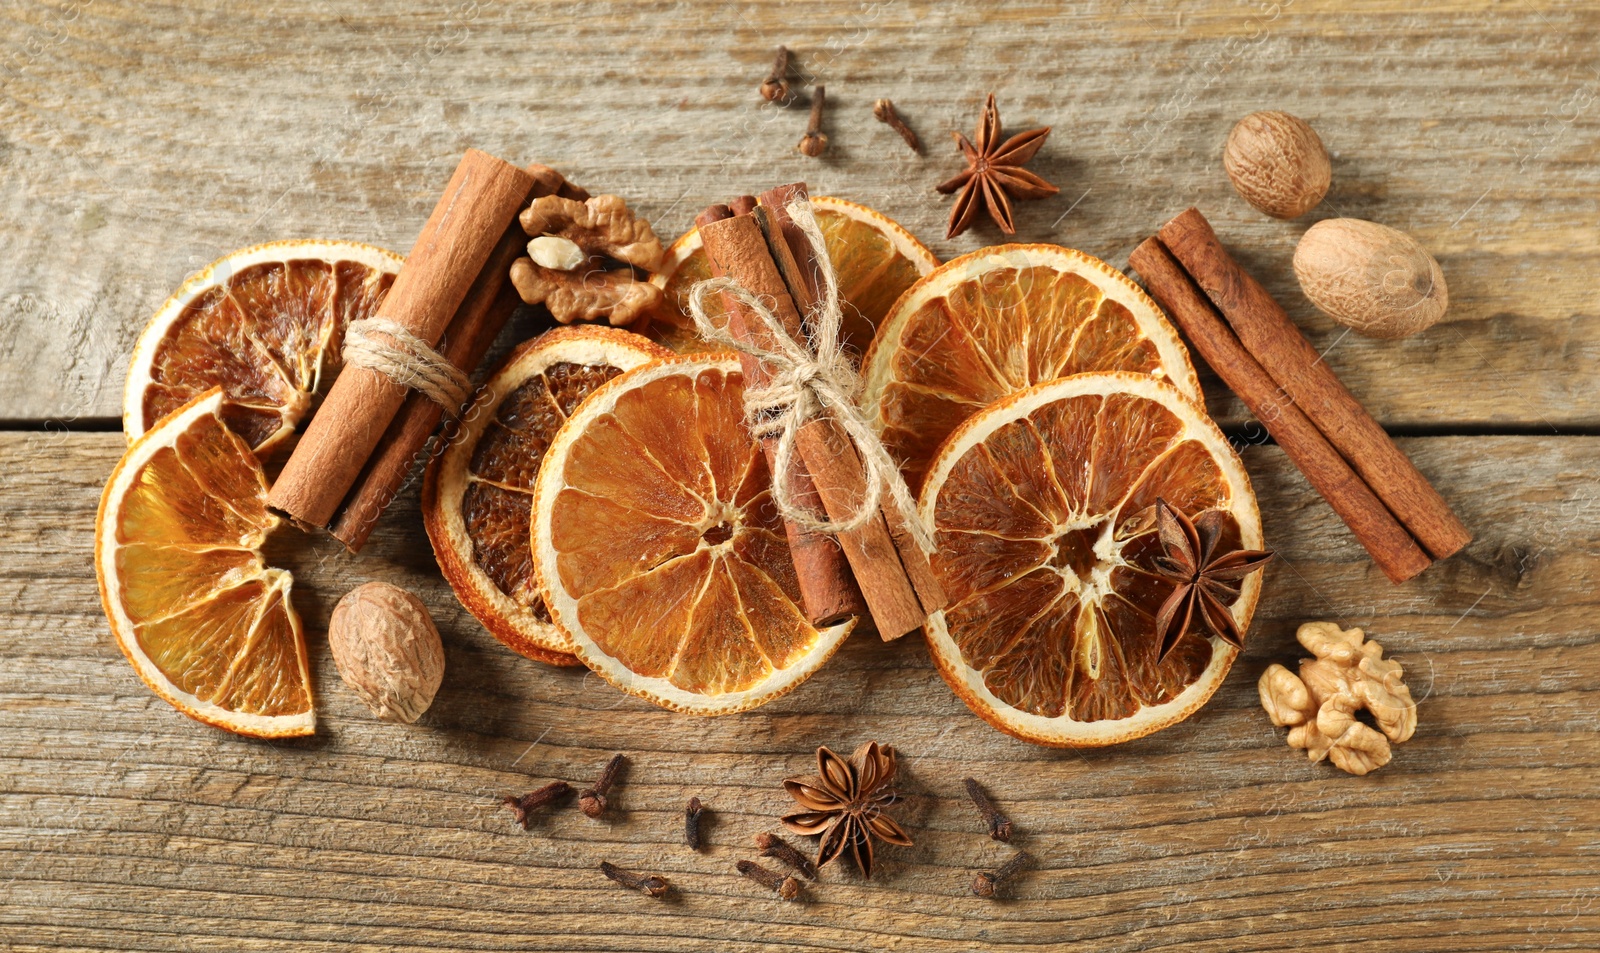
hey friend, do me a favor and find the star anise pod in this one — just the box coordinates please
[935,93,1059,239]
[1151,498,1275,662]
[781,742,912,879]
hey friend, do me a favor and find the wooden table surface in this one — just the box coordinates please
[3,2,1597,950]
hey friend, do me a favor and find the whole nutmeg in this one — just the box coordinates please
[1223,110,1331,219]
[328,582,445,724]
[1293,218,1448,339]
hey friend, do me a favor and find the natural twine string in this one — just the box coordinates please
[687,198,932,552]
[342,318,473,418]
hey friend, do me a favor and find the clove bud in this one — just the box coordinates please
[972,850,1032,899]
[962,777,1014,842]
[600,861,669,898]
[501,780,572,829]
[872,98,921,154]
[760,45,792,103]
[684,797,706,851]
[798,85,828,157]
[754,831,817,880]
[737,859,801,900]
[579,753,625,818]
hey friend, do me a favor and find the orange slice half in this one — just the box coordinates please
[96,388,314,737]
[645,196,938,357]
[423,326,671,665]
[124,240,403,455]
[862,244,1201,491]
[919,373,1263,747]
[531,355,855,714]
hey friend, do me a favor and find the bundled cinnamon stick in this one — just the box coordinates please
[328,166,588,550]
[693,184,945,639]
[268,151,534,539]
[1130,208,1470,583]
[754,184,944,612]
[693,206,865,627]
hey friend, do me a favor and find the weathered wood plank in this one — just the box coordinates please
[1,1,1597,429]
[0,431,1594,951]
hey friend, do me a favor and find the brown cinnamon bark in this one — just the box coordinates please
[698,202,932,640]
[1157,208,1471,561]
[269,150,535,528]
[755,185,946,615]
[1129,238,1433,583]
[327,165,586,550]
[326,233,521,549]
[792,417,929,638]
[694,207,864,627]
[755,183,823,306]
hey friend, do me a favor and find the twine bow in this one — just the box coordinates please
[686,199,932,552]
[343,317,473,418]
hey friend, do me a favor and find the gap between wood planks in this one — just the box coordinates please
[6,417,1600,440]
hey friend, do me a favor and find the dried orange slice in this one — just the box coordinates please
[645,196,938,357]
[423,326,671,666]
[862,244,1201,491]
[124,240,403,455]
[96,388,314,738]
[919,373,1263,747]
[531,355,855,713]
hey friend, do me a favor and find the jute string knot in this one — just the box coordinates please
[687,199,932,552]
[343,317,473,418]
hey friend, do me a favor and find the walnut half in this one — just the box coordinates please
[509,194,665,327]
[1258,621,1417,776]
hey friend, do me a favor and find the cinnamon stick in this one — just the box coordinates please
[1157,208,1471,562]
[1129,238,1432,583]
[269,150,535,528]
[756,183,823,306]
[698,207,929,639]
[327,165,587,550]
[755,185,946,615]
[793,416,929,638]
[327,227,521,549]
[694,207,864,627]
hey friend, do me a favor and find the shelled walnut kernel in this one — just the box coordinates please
[509,194,665,326]
[1259,621,1417,776]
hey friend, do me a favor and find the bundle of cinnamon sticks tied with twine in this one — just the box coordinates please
[685,184,947,639]
[1129,209,1471,583]
[267,150,944,637]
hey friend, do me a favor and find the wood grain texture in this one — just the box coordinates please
[0,1,1597,429]
[3,1,1598,950]
[1,431,1596,951]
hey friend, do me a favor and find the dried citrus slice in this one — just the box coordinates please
[96,388,314,738]
[645,196,938,357]
[423,326,671,666]
[862,244,1201,492]
[124,240,403,455]
[919,372,1263,747]
[531,355,855,713]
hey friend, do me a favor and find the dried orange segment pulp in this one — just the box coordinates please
[96,388,314,737]
[645,196,938,357]
[124,240,403,455]
[532,355,854,714]
[919,373,1262,747]
[862,244,1201,492]
[424,326,671,666]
